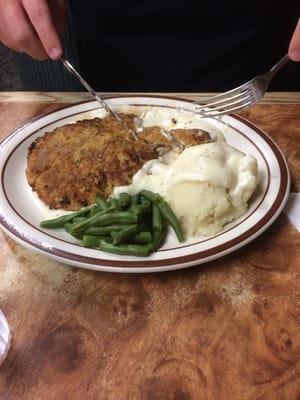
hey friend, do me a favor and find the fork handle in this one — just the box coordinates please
[269,54,290,77]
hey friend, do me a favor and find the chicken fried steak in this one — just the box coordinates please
[26,113,212,210]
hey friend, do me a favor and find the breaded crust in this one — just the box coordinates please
[139,127,210,147]
[26,113,212,210]
[26,114,158,210]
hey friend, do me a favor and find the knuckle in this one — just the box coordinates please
[12,30,31,46]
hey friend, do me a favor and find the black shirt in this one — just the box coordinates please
[69,0,300,91]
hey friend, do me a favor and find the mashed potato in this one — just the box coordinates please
[114,142,258,236]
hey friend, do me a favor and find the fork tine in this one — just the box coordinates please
[198,92,254,114]
[195,81,252,106]
[197,99,255,118]
[195,88,252,109]
[195,54,289,119]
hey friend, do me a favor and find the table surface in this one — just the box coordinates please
[0,92,300,400]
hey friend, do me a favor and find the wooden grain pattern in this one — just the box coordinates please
[240,105,300,192]
[0,215,299,400]
[0,97,300,399]
[0,102,64,141]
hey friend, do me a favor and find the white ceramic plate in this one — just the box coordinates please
[0,310,11,365]
[0,96,290,273]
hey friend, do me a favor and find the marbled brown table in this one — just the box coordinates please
[0,92,300,400]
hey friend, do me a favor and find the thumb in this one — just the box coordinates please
[288,18,300,61]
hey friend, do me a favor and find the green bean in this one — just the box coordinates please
[131,194,139,205]
[151,204,165,250]
[140,189,185,242]
[83,235,101,247]
[156,200,185,242]
[131,200,151,217]
[83,235,111,248]
[90,206,100,216]
[64,222,84,240]
[86,224,130,235]
[40,206,93,229]
[69,206,115,236]
[111,225,138,245]
[152,225,167,250]
[141,198,151,209]
[98,239,153,257]
[152,203,163,233]
[41,190,185,257]
[130,204,140,215]
[95,192,109,211]
[118,193,131,209]
[139,222,151,232]
[140,195,154,208]
[72,217,87,223]
[110,198,120,210]
[132,232,152,244]
[64,222,73,233]
[90,211,138,227]
[139,189,162,203]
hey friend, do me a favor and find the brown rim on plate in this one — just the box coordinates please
[0,96,289,268]
[1,103,270,252]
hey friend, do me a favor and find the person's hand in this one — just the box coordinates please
[289,18,300,61]
[0,0,65,60]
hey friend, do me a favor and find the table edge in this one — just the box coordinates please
[0,91,300,104]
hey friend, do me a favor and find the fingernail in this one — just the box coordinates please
[49,47,61,60]
[289,50,300,61]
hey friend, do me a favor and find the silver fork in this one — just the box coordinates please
[61,57,139,139]
[195,54,290,118]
